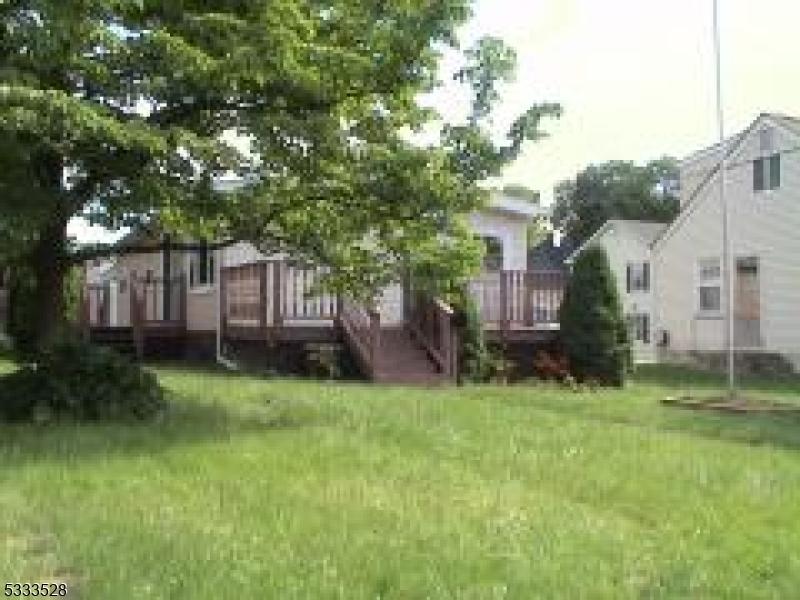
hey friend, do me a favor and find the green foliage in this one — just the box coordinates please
[5,265,82,356]
[0,338,165,422]
[2,361,798,597]
[455,291,492,383]
[306,343,342,380]
[5,266,37,355]
[0,2,560,344]
[553,158,680,245]
[559,246,631,386]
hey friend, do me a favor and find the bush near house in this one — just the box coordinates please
[0,338,165,422]
[559,246,631,386]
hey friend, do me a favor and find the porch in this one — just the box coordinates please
[82,262,567,382]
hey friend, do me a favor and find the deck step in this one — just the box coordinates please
[371,326,450,386]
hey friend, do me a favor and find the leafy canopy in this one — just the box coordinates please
[0,1,560,307]
[553,158,679,246]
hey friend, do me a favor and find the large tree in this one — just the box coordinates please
[0,2,559,349]
[553,158,680,245]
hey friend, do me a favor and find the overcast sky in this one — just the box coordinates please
[431,0,800,205]
[71,0,800,242]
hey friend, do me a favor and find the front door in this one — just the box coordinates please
[734,257,761,348]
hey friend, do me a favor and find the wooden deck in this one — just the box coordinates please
[83,262,567,381]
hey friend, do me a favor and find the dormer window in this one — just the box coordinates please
[754,154,780,192]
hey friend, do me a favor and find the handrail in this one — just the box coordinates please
[408,291,458,380]
[339,298,381,379]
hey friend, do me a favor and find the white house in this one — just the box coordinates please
[79,191,562,382]
[566,219,667,363]
[652,113,800,372]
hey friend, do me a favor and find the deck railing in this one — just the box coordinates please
[339,298,382,378]
[132,275,186,325]
[221,261,339,332]
[469,270,566,330]
[408,292,458,379]
[83,283,111,327]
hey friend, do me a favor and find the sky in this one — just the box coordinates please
[70,0,800,242]
[428,0,800,205]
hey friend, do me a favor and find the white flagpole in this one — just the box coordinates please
[713,0,735,397]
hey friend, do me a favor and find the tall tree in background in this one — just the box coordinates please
[0,2,560,349]
[553,158,680,245]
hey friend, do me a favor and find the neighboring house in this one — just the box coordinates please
[566,220,667,363]
[652,112,800,372]
[83,193,566,382]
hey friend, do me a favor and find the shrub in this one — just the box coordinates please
[0,338,166,422]
[559,246,631,386]
[454,291,492,383]
[533,349,570,381]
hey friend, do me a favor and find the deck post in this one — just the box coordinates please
[130,280,144,360]
[369,308,381,376]
[219,266,227,342]
[259,261,268,337]
[179,274,187,328]
[273,261,283,328]
[524,272,535,327]
[500,271,510,338]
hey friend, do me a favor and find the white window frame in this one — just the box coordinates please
[753,153,781,194]
[627,312,651,344]
[696,257,722,317]
[627,261,650,293]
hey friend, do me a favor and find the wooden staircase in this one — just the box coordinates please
[339,294,459,386]
[372,327,449,385]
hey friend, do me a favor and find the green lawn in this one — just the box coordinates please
[1,359,799,599]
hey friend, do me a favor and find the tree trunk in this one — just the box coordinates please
[30,151,70,350]
[31,215,69,349]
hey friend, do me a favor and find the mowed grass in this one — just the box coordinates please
[1,360,799,598]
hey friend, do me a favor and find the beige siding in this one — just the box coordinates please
[585,223,659,363]
[656,118,800,368]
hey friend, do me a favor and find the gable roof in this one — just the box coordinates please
[652,112,800,250]
[566,219,667,264]
[528,234,577,271]
[487,192,550,219]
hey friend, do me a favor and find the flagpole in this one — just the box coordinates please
[713,0,735,397]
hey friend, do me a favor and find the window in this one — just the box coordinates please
[626,262,650,292]
[628,313,650,344]
[697,258,721,314]
[189,246,215,288]
[754,154,781,192]
[482,237,504,272]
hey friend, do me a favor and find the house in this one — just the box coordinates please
[566,220,667,363]
[82,193,566,383]
[652,112,800,373]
